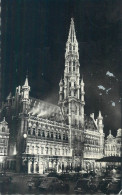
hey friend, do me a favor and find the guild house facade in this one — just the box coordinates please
[0,19,105,173]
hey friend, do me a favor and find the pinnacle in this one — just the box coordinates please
[23,76,29,87]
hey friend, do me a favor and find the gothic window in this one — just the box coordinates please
[42,130,45,137]
[59,133,61,139]
[56,133,58,139]
[38,129,41,136]
[51,132,53,138]
[47,131,50,138]
[41,147,44,154]
[55,148,57,155]
[66,149,67,155]
[66,134,68,141]
[69,67,71,72]
[58,149,60,155]
[46,147,48,154]
[37,146,39,154]
[28,127,31,135]
[33,128,35,136]
[73,61,75,71]
[73,46,75,50]
[63,134,65,140]
[32,146,34,154]
[50,148,52,155]
[62,149,64,155]
[4,148,6,154]
[2,127,5,132]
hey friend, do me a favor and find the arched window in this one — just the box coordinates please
[66,134,68,141]
[50,148,52,155]
[59,133,61,139]
[46,147,48,154]
[33,128,35,136]
[51,132,53,138]
[62,149,64,155]
[55,148,57,155]
[38,129,41,136]
[42,130,45,137]
[32,146,34,154]
[47,131,50,138]
[63,134,65,140]
[41,147,44,154]
[2,127,5,132]
[28,127,31,135]
[56,133,58,139]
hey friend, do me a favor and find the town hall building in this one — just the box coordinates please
[0,18,105,173]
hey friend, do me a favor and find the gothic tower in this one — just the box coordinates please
[58,18,85,128]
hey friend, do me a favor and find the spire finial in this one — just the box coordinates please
[109,130,111,135]
[68,17,76,43]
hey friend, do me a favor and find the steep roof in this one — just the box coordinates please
[28,97,64,123]
[84,116,98,131]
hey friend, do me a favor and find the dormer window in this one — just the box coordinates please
[2,127,5,132]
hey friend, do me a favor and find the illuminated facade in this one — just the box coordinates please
[105,129,122,157]
[0,117,9,170]
[1,19,105,173]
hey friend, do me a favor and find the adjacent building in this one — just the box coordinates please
[0,117,9,171]
[105,129,122,157]
[0,18,105,173]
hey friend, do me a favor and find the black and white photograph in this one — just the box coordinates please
[0,0,122,194]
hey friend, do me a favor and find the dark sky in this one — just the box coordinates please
[2,0,122,136]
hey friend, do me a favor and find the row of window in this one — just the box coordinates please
[105,146,116,151]
[85,139,99,145]
[0,147,7,153]
[28,128,68,141]
[26,146,69,156]
[84,147,100,152]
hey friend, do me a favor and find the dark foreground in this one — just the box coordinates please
[0,172,121,195]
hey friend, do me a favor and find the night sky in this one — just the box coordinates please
[1,0,122,136]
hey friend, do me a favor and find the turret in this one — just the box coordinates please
[21,76,30,113]
[59,78,63,101]
[97,111,104,133]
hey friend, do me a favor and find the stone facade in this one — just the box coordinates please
[0,18,105,173]
[105,129,122,157]
[0,117,9,170]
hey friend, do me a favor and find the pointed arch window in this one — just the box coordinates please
[38,129,41,136]
[33,128,35,136]
[2,127,5,132]
[69,44,72,51]
[28,127,31,135]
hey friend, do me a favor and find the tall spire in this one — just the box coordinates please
[65,18,79,59]
[68,18,77,43]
